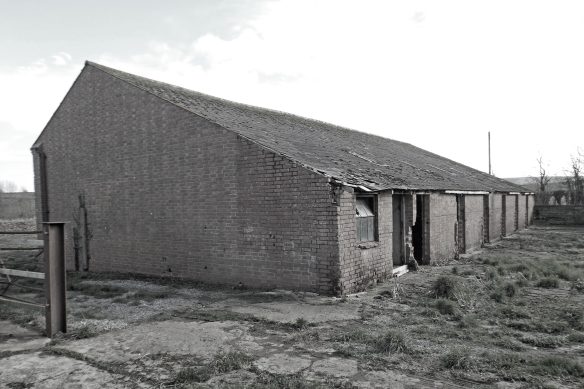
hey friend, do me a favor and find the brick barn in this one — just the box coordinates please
[32,62,534,295]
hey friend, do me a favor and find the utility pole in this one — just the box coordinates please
[488,131,492,175]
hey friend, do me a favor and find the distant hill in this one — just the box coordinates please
[504,177,567,192]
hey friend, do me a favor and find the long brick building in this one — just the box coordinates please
[32,62,534,295]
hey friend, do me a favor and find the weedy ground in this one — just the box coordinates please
[1,219,584,388]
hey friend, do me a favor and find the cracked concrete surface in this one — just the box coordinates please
[0,352,127,388]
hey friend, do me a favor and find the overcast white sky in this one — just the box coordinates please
[1,0,583,191]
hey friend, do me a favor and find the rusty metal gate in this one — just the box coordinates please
[0,223,67,337]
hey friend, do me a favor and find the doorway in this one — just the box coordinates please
[412,194,430,264]
[392,195,406,266]
[483,194,490,243]
[456,194,466,254]
[501,195,507,236]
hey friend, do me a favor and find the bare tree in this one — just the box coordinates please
[565,151,583,205]
[532,156,552,205]
[0,180,19,193]
[552,190,566,205]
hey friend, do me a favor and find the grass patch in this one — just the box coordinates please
[567,332,584,343]
[571,279,584,293]
[507,319,568,334]
[63,325,97,340]
[331,328,373,344]
[112,289,172,303]
[440,348,475,370]
[67,283,128,299]
[497,306,531,320]
[432,276,458,299]
[457,314,479,328]
[252,370,326,389]
[532,356,584,377]
[486,351,532,372]
[374,330,409,353]
[562,308,584,330]
[435,298,458,316]
[519,335,564,349]
[501,282,517,298]
[175,351,254,384]
[290,317,310,330]
[536,277,560,289]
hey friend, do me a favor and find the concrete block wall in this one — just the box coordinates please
[429,193,457,261]
[518,194,527,229]
[489,193,503,241]
[464,195,485,252]
[505,195,517,235]
[32,65,340,293]
[527,195,535,224]
[337,189,392,294]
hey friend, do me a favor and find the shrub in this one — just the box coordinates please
[519,335,564,348]
[432,276,458,299]
[567,332,584,343]
[563,308,584,330]
[571,279,584,293]
[532,356,584,377]
[374,330,408,353]
[441,348,475,370]
[508,263,531,273]
[498,306,530,320]
[457,314,479,329]
[489,352,532,370]
[537,277,560,288]
[490,289,505,303]
[435,298,458,316]
[502,282,517,298]
[291,317,309,330]
[485,269,498,281]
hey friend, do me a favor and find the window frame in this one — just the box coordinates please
[355,194,378,242]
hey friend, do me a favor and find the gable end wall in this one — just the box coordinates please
[32,66,340,293]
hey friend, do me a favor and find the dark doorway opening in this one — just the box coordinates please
[501,195,507,236]
[525,196,529,226]
[514,195,519,231]
[456,194,466,254]
[412,194,429,263]
[483,194,490,243]
[392,195,406,266]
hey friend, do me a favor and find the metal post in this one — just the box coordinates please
[44,222,66,337]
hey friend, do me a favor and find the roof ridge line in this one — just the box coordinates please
[84,61,415,148]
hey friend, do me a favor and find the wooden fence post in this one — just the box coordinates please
[44,222,66,337]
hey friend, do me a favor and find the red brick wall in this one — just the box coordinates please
[337,189,392,294]
[32,66,339,293]
[429,193,457,261]
[464,195,484,252]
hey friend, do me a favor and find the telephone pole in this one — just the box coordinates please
[488,131,492,175]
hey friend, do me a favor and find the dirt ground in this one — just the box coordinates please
[1,219,584,388]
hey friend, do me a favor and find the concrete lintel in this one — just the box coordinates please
[444,190,489,195]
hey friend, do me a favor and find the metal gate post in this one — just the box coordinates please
[44,222,66,337]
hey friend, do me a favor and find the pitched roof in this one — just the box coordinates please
[86,61,529,193]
